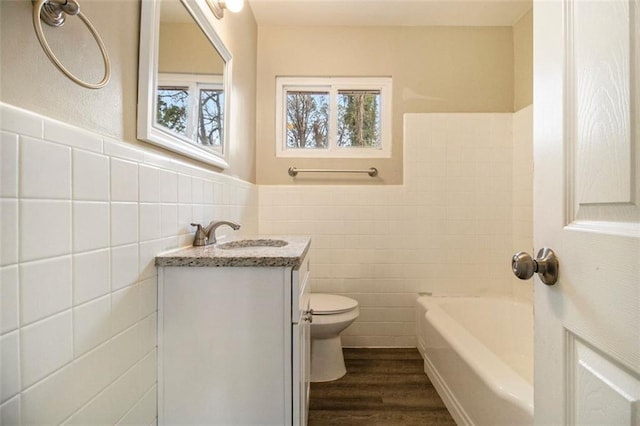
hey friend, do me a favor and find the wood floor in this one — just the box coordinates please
[308,348,456,426]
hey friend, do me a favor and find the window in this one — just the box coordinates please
[156,73,224,152]
[275,77,392,158]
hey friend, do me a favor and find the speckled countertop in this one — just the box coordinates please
[155,236,311,268]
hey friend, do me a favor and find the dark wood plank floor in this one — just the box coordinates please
[308,348,456,426]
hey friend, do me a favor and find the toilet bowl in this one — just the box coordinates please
[309,293,359,382]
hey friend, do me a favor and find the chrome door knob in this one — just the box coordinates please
[512,248,559,285]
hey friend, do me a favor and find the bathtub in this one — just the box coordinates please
[416,295,533,426]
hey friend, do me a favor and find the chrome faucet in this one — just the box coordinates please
[191,220,241,246]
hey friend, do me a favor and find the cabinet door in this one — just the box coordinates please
[159,267,288,425]
[292,319,310,426]
[292,256,311,426]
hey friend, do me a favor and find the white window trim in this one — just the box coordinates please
[156,73,224,152]
[275,77,392,158]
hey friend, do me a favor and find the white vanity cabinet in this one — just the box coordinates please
[156,238,311,426]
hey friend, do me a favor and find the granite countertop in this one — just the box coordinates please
[155,236,311,268]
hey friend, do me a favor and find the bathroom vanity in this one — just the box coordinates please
[155,237,312,425]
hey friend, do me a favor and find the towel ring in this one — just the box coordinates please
[32,0,111,89]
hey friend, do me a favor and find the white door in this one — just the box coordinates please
[533,0,640,424]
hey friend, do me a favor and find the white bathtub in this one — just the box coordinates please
[416,295,533,426]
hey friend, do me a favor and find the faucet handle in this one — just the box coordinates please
[190,223,208,247]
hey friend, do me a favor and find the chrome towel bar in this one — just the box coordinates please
[288,167,378,177]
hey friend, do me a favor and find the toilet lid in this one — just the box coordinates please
[310,294,358,314]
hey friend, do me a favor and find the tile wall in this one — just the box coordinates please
[0,103,258,425]
[259,111,533,347]
[511,105,534,302]
[0,103,533,423]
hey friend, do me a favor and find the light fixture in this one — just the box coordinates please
[206,0,244,19]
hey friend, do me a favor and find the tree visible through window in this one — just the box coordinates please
[157,86,189,137]
[337,90,381,148]
[155,74,224,151]
[276,77,391,158]
[198,88,224,146]
[286,91,329,149]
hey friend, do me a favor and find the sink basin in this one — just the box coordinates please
[217,239,289,249]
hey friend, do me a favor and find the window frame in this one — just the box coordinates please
[275,77,392,158]
[156,72,224,152]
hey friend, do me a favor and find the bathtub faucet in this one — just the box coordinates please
[191,220,241,246]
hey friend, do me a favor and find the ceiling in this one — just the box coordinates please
[247,0,532,27]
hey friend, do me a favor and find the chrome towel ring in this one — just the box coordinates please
[32,0,111,89]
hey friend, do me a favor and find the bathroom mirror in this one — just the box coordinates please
[138,0,231,169]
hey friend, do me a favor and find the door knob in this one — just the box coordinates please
[512,247,559,285]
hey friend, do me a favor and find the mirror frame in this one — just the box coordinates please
[137,0,232,169]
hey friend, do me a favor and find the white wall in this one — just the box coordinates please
[0,0,258,183]
[259,111,533,347]
[256,25,515,185]
[0,103,258,424]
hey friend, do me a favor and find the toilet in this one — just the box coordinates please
[309,293,360,382]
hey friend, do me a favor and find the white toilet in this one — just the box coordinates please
[309,293,359,382]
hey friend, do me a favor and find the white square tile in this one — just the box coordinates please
[21,362,75,425]
[20,136,71,199]
[0,395,21,425]
[220,183,230,205]
[138,240,161,281]
[142,152,171,169]
[139,348,156,385]
[21,310,73,388]
[73,295,110,357]
[160,204,178,238]
[159,170,177,203]
[0,331,20,402]
[110,285,139,336]
[73,249,110,305]
[177,204,193,235]
[139,203,160,242]
[108,353,143,423]
[73,202,109,252]
[44,120,102,152]
[0,199,18,266]
[138,314,156,356]
[138,278,157,319]
[63,384,110,425]
[0,104,42,138]
[161,236,179,253]
[0,132,18,197]
[73,150,109,201]
[111,244,139,291]
[111,202,138,247]
[139,166,159,203]
[117,384,156,426]
[203,180,214,204]
[20,256,72,326]
[109,322,142,379]
[191,178,203,203]
[73,340,112,409]
[111,159,138,202]
[191,204,204,225]
[20,200,71,262]
[177,174,191,203]
[0,266,19,334]
[104,138,144,163]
